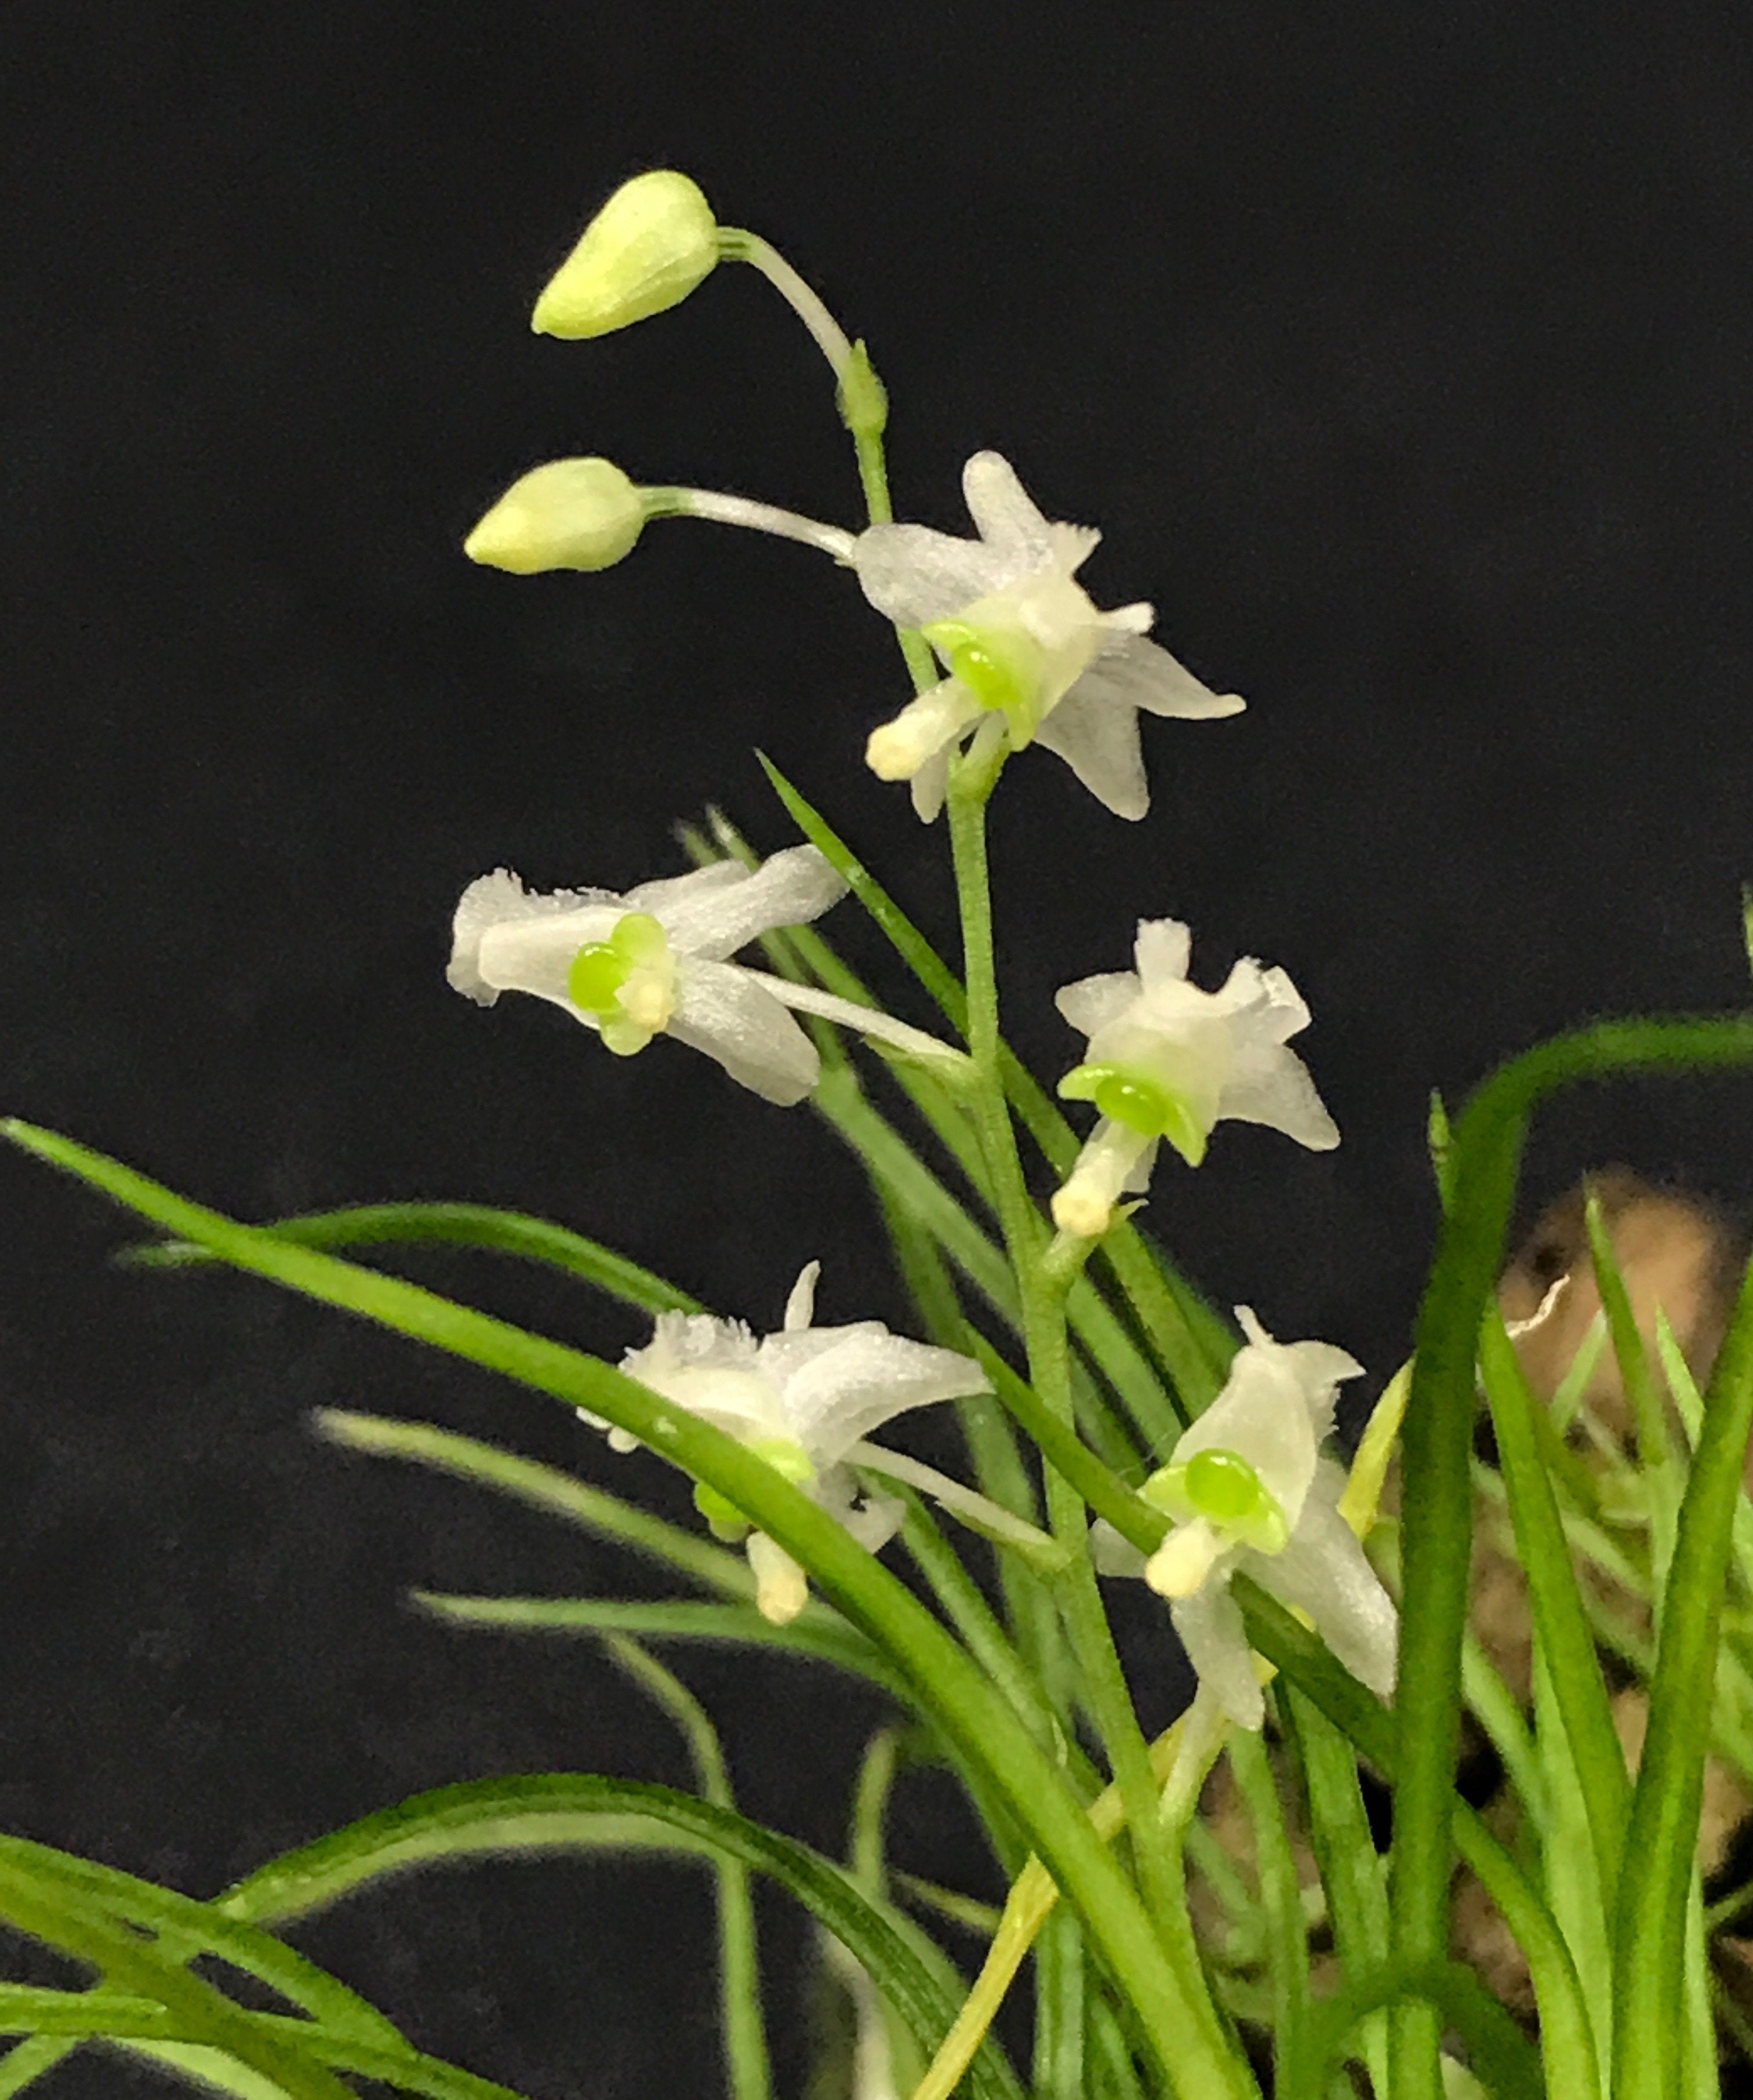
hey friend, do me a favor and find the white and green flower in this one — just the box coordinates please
[450,846,961,1106]
[1096,1309,1395,1730]
[1051,917,1339,1237]
[850,452,1244,820]
[607,1262,991,1622]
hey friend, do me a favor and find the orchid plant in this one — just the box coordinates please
[8,166,1753,2100]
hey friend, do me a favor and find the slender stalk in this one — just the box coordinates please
[714,227,936,688]
[640,485,855,558]
[940,772,1249,2093]
[716,228,855,373]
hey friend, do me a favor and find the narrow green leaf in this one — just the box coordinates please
[1476,1311,1630,1893]
[0,1855,354,2100]
[314,1410,754,1599]
[0,1988,169,2036]
[1228,1727,1310,2094]
[1614,1244,1753,2098]
[412,1593,907,1698]
[0,1120,1299,2099]
[1293,1957,1544,2100]
[601,1640,772,2100]
[1279,1689,1390,2099]
[216,1775,1024,2100]
[1390,1013,1753,2100]
[0,1833,405,2048]
[0,2039,74,2100]
[124,1202,702,1317]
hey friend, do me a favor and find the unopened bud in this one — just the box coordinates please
[532,170,719,339]
[464,458,645,574]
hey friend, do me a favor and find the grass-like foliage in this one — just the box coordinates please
[8,169,1753,2100]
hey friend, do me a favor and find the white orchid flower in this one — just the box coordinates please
[450,845,962,1106]
[602,1262,991,1622]
[1095,1308,1396,1731]
[849,451,1245,821]
[1050,917,1339,1237]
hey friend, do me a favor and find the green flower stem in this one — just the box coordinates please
[1613,1241,1753,2100]
[601,1639,772,2100]
[812,1062,1166,1462]
[1390,1014,1753,2100]
[893,1491,1085,1780]
[3,1122,1240,2100]
[754,753,1231,1418]
[940,774,1246,2089]
[712,231,935,691]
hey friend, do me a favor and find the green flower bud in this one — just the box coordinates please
[464,458,645,574]
[532,170,719,339]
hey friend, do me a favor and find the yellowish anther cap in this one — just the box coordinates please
[532,170,719,339]
[464,458,645,574]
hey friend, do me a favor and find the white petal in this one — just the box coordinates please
[1049,521,1103,573]
[1214,956,1312,1042]
[1081,634,1245,720]
[449,869,624,1005]
[1216,1041,1340,1151]
[910,742,953,823]
[762,1325,988,1469]
[1031,681,1150,819]
[1170,1580,1264,1730]
[667,958,821,1105]
[643,845,846,961]
[1252,1463,1398,1701]
[620,859,746,924]
[1133,918,1192,988]
[1055,970,1141,1040]
[783,1260,821,1333]
[961,451,1055,567]
[850,523,1019,627]
[621,1313,786,1443]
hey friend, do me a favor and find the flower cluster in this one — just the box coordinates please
[453,168,1391,1739]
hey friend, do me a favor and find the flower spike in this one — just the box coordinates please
[1051,917,1338,1236]
[1095,1308,1396,1730]
[532,170,719,339]
[850,452,1244,820]
[599,1262,990,1621]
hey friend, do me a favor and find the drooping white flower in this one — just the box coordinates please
[450,846,961,1106]
[1050,918,1339,1237]
[1095,1309,1395,1730]
[605,1262,991,1621]
[849,452,1245,821]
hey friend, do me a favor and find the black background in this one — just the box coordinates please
[6,5,1753,2095]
